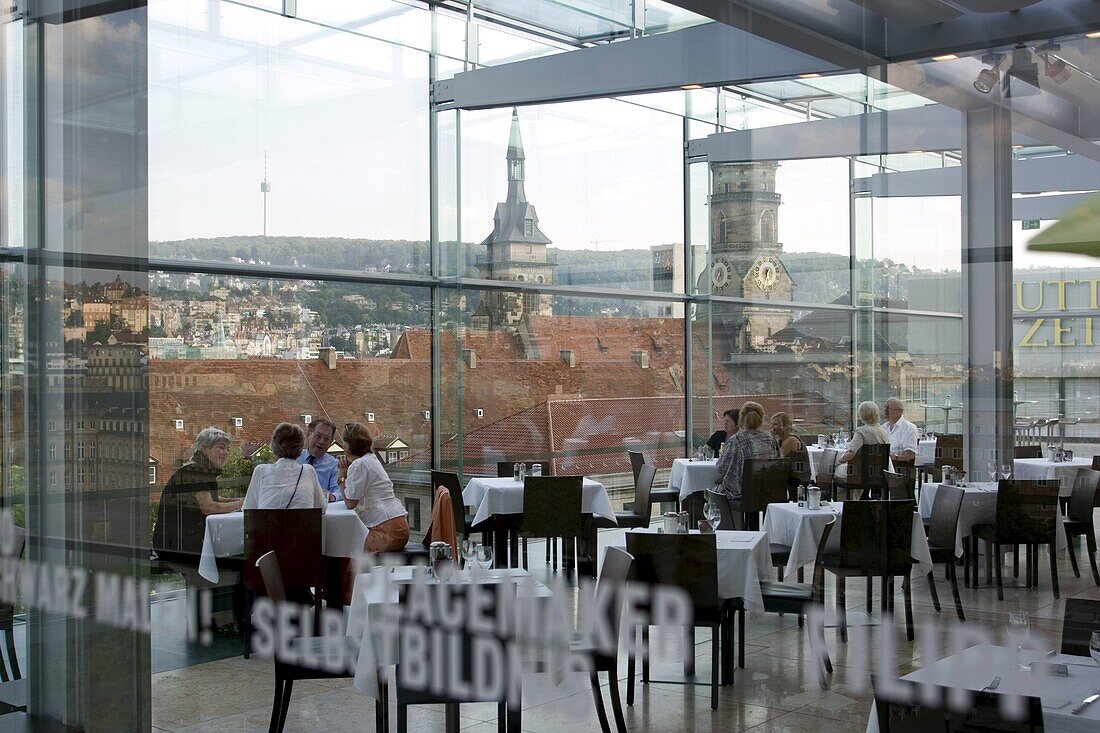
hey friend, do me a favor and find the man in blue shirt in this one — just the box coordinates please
[297,418,340,502]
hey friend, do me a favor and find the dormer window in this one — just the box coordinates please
[524,219,534,236]
[509,160,524,180]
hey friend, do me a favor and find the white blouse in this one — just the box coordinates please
[243,458,328,512]
[343,453,407,527]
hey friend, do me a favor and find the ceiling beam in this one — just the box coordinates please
[852,154,1100,196]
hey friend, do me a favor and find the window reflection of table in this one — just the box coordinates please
[1013,457,1091,497]
[919,403,963,433]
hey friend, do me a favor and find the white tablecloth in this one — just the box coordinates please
[761,502,933,581]
[866,645,1100,733]
[347,567,552,699]
[463,476,615,527]
[606,529,771,612]
[1014,457,1091,497]
[198,505,369,583]
[669,458,719,501]
[918,482,1067,556]
[915,439,937,467]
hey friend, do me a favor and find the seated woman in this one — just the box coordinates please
[713,402,780,529]
[706,408,739,456]
[153,427,243,577]
[242,422,328,511]
[838,401,890,466]
[337,422,410,553]
[770,412,803,457]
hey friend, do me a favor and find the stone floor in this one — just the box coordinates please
[150,527,1100,732]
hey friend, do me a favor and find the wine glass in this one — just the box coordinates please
[461,539,478,570]
[1007,611,1031,671]
[1090,631,1100,668]
[703,499,721,531]
[987,461,997,485]
[1000,463,1012,481]
[475,544,495,572]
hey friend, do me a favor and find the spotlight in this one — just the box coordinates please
[1044,56,1071,84]
[974,67,1000,93]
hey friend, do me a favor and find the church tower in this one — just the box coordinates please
[471,109,556,331]
[707,161,793,350]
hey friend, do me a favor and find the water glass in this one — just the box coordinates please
[513,462,522,481]
[475,544,494,571]
[461,539,478,569]
[1000,464,1012,481]
[1007,611,1031,671]
[703,500,721,531]
[531,463,542,477]
[987,461,997,484]
[1090,631,1100,668]
[433,554,455,583]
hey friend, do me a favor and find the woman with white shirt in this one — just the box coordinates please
[337,421,409,553]
[243,423,328,512]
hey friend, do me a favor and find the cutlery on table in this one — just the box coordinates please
[1072,690,1100,715]
[980,676,1001,692]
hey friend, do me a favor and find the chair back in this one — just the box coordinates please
[497,461,548,478]
[933,434,964,472]
[816,448,840,496]
[1093,455,1100,471]
[740,457,790,514]
[1060,597,1100,657]
[848,443,891,497]
[431,470,467,538]
[628,450,646,485]
[875,682,1044,733]
[834,500,913,578]
[630,464,656,519]
[927,485,964,552]
[255,550,286,603]
[992,479,1059,545]
[797,435,819,451]
[593,547,634,661]
[788,449,813,486]
[626,532,721,622]
[244,508,323,592]
[1067,469,1100,522]
[1015,445,1043,459]
[522,475,583,538]
[882,470,914,502]
[809,517,837,605]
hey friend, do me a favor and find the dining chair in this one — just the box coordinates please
[614,463,656,530]
[815,448,840,500]
[625,532,730,710]
[923,485,966,622]
[520,475,583,574]
[1059,597,1100,657]
[254,551,362,733]
[1014,445,1043,459]
[875,682,1044,733]
[788,448,813,497]
[574,546,633,733]
[924,434,963,484]
[496,462,556,567]
[835,444,890,500]
[632,449,679,511]
[890,458,918,499]
[882,470,914,503]
[759,516,836,689]
[429,470,475,541]
[733,457,789,530]
[971,480,1061,601]
[244,509,324,608]
[824,499,915,643]
[1064,468,1100,586]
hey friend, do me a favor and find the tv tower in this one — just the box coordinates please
[260,152,271,237]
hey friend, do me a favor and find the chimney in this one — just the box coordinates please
[319,346,337,370]
[559,349,576,368]
[462,348,477,369]
[632,349,649,369]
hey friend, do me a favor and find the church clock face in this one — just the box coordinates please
[752,255,780,293]
[711,256,732,292]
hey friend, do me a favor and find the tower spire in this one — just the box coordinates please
[506,108,526,201]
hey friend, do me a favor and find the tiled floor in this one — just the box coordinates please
[151,528,1100,732]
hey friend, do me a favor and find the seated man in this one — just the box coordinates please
[297,417,341,502]
[883,397,918,464]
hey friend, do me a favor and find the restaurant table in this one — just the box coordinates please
[914,439,936,467]
[803,445,895,484]
[760,502,933,581]
[865,644,1100,733]
[347,566,553,732]
[919,402,963,434]
[1014,457,1092,496]
[198,504,368,584]
[669,458,719,501]
[605,529,771,612]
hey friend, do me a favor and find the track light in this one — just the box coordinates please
[1036,43,1072,84]
[973,53,1005,94]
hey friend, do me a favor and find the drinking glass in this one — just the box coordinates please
[1090,631,1100,668]
[1007,611,1031,671]
[475,544,495,571]
[703,500,721,531]
[1000,464,1012,481]
[461,539,478,569]
[987,461,997,484]
[434,554,455,583]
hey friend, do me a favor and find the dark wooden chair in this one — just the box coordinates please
[875,682,1044,733]
[924,434,964,484]
[759,517,836,689]
[729,457,789,530]
[1064,468,1100,586]
[496,462,554,566]
[815,448,840,500]
[972,480,1061,601]
[1060,597,1100,657]
[520,475,583,574]
[1015,445,1043,459]
[626,532,730,709]
[824,500,915,642]
[245,508,324,608]
[835,444,890,500]
[882,470,914,503]
[788,448,813,496]
[632,449,679,511]
[429,470,474,539]
[615,463,655,529]
[923,485,966,622]
[575,547,634,733]
[255,551,361,733]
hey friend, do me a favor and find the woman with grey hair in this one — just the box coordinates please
[153,427,243,570]
[242,423,327,511]
[838,401,890,465]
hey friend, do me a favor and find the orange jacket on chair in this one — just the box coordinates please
[422,485,458,560]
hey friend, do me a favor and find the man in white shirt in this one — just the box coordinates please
[883,397,918,463]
